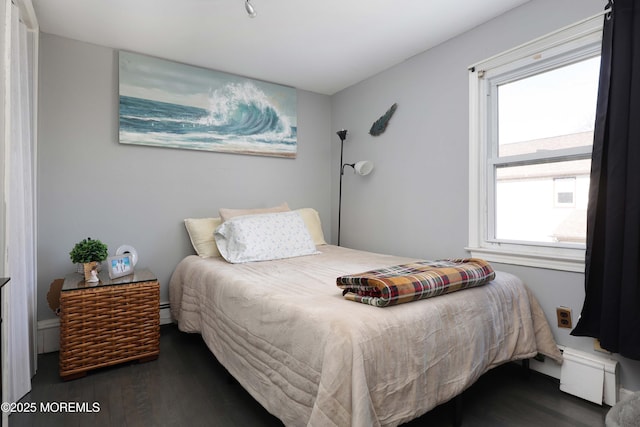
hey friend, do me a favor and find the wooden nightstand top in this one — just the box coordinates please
[61,268,156,292]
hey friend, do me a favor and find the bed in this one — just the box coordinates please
[170,208,562,426]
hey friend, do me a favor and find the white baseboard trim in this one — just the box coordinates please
[159,301,172,326]
[528,346,638,406]
[37,301,173,354]
[37,318,60,354]
[560,347,618,405]
[529,353,562,380]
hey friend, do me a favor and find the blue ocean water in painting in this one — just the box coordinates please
[119,83,297,157]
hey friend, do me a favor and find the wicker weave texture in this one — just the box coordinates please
[59,280,160,378]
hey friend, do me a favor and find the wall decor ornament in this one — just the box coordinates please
[115,244,139,267]
[119,51,297,158]
[369,103,398,136]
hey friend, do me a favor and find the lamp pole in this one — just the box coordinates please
[337,130,347,246]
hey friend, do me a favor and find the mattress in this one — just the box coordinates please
[169,245,562,426]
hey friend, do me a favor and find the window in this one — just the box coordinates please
[554,177,577,208]
[468,14,603,272]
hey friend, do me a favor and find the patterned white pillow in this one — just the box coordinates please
[214,211,320,263]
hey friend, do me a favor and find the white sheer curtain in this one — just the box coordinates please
[4,1,37,405]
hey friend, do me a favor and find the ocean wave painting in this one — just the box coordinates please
[118,51,297,158]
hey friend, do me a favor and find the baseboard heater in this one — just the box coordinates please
[560,347,618,405]
[159,302,173,325]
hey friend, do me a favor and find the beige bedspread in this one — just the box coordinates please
[169,245,561,427]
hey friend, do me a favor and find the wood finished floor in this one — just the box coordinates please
[11,325,608,427]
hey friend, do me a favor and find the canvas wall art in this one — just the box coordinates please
[118,51,297,158]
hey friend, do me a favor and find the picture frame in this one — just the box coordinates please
[119,51,297,158]
[107,254,134,279]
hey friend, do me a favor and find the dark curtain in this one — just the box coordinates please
[571,0,640,359]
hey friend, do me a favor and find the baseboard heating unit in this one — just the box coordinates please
[560,347,618,405]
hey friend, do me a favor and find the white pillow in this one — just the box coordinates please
[184,217,223,257]
[214,211,319,263]
[219,202,290,222]
[294,208,327,246]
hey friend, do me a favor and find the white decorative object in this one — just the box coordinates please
[116,244,138,266]
[87,268,99,283]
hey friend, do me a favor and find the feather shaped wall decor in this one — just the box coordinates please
[369,103,397,136]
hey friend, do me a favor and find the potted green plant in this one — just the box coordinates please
[69,238,108,282]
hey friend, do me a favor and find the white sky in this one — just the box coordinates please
[498,56,601,145]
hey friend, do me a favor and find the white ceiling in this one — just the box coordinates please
[32,0,530,95]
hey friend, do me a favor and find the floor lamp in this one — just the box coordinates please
[337,129,374,246]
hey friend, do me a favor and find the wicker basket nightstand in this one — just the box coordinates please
[59,268,160,380]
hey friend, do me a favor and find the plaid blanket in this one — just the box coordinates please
[337,258,495,307]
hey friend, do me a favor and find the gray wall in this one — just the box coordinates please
[37,34,332,319]
[331,0,640,391]
[37,0,640,392]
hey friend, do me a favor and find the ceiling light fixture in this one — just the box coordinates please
[245,0,257,18]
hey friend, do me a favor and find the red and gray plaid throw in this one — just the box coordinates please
[337,258,495,307]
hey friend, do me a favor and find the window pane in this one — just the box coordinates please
[495,160,590,244]
[497,56,600,157]
[554,177,576,207]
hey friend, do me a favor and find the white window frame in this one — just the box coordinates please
[467,13,604,272]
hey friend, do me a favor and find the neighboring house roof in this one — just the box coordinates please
[552,209,587,244]
[499,131,593,157]
[497,131,592,181]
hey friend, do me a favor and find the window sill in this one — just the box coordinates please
[465,246,585,273]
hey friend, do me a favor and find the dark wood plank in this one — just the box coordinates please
[10,325,608,427]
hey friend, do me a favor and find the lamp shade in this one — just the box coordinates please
[354,160,374,176]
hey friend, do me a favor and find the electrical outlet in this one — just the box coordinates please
[556,307,572,328]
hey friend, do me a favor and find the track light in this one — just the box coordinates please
[245,0,257,18]
[341,160,374,176]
